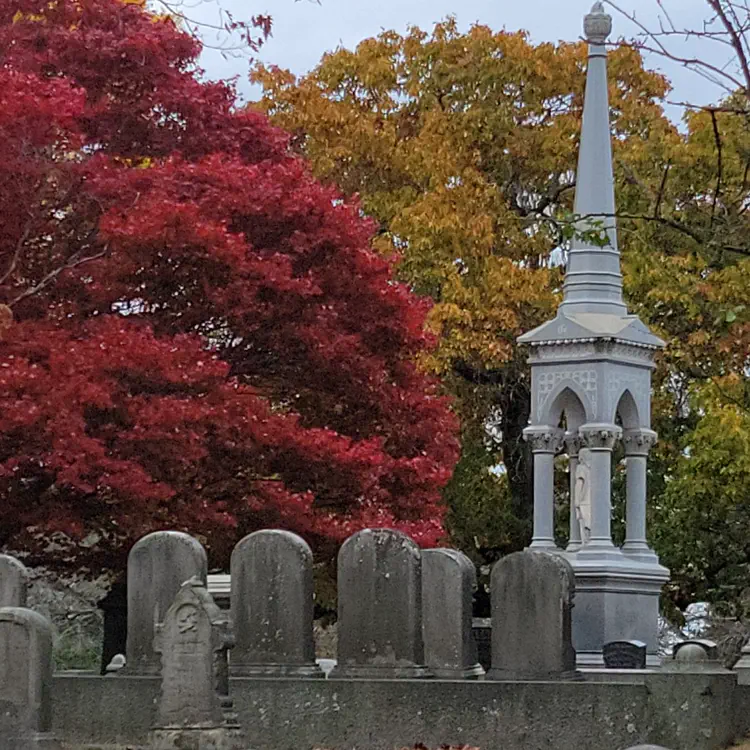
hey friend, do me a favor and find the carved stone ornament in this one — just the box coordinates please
[523,427,564,454]
[563,432,583,457]
[622,429,658,456]
[584,1,612,44]
[579,424,621,451]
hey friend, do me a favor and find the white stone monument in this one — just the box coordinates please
[517,1,669,667]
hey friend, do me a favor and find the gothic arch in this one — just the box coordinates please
[543,384,588,431]
[614,388,640,430]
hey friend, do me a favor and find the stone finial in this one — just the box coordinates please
[584,1,612,44]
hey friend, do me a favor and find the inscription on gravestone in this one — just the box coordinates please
[603,640,647,669]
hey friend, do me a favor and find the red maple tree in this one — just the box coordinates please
[0,0,459,574]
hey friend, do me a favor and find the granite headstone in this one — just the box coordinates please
[0,607,61,749]
[0,555,28,608]
[331,528,430,678]
[126,531,207,674]
[422,549,483,678]
[230,529,322,677]
[487,550,578,680]
[603,640,647,669]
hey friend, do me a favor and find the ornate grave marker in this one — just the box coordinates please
[151,577,243,750]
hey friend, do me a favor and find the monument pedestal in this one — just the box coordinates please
[568,550,668,668]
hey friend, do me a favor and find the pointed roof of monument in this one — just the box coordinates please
[519,2,664,350]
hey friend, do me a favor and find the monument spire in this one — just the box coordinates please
[561,1,627,316]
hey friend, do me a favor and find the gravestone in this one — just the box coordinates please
[666,638,729,673]
[230,529,322,677]
[472,618,491,672]
[330,528,430,678]
[487,550,578,680]
[126,531,207,674]
[422,549,483,678]
[0,555,28,608]
[603,640,647,669]
[151,577,243,750]
[0,607,61,749]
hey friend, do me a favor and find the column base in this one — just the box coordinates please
[528,540,560,551]
[621,542,660,564]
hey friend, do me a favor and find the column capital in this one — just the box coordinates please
[523,426,564,454]
[563,431,583,457]
[579,423,621,451]
[622,428,658,456]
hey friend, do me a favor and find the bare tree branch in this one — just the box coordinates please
[10,247,108,308]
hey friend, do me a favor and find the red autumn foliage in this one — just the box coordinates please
[0,0,459,573]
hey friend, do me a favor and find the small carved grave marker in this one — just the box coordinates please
[151,577,243,750]
[603,640,647,669]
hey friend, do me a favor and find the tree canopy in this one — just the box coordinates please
[0,0,459,574]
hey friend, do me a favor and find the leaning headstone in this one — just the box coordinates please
[603,640,647,669]
[0,607,61,749]
[230,530,322,677]
[151,577,243,750]
[330,528,430,678]
[126,531,207,674]
[0,555,28,608]
[487,550,578,680]
[422,549,483,678]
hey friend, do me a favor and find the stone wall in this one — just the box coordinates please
[50,671,742,750]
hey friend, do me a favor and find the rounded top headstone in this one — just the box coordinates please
[584,1,612,44]
[674,642,709,663]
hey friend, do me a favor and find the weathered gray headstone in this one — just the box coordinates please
[125,531,207,674]
[0,607,61,749]
[230,530,322,677]
[330,528,430,678]
[487,550,578,680]
[422,549,483,678]
[603,640,647,669]
[151,577,243,750]
[0,555,28,608]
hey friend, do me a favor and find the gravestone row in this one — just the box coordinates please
[124,528,579,681]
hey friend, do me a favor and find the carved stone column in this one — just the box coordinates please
[564,432,583,552]
[523,426,564,550]
[622,428,658,560]
[578,424,620,551]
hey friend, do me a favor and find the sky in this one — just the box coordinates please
[180,0,736,119]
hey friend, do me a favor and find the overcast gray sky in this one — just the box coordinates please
[185,0,733,119]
